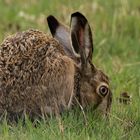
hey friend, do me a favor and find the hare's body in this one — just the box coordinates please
[0,12,112,121]
[0,29,75,119]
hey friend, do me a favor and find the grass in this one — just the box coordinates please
[0,0,140,139]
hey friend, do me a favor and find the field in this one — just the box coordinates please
[0,0,140,139]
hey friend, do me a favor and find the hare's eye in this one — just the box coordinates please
[98,85,108,97]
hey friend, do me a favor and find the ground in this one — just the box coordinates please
[0,0,140,139]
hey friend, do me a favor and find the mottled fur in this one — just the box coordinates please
[0,29,75,119]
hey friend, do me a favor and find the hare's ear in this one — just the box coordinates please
[70,12,93,68]
[47,15,73,56]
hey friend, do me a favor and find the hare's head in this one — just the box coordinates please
[47,12,112,116]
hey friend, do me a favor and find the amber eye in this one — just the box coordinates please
[99,85,108,97]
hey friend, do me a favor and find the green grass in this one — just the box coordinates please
[0,0,140,139]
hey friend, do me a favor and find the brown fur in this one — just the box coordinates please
[0,29,75,119]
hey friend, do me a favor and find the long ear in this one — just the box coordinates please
[47,15,74,57]
[70,12,93,68]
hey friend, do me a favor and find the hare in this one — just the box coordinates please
[0,12,112,121]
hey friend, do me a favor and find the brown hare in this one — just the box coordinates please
[0,12,112,121]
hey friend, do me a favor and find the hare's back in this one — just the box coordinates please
[0,29,66,92]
